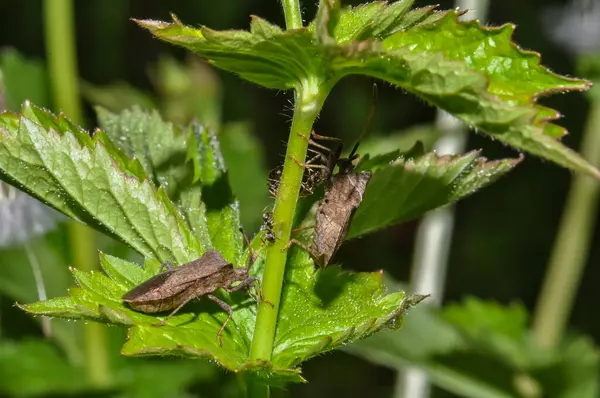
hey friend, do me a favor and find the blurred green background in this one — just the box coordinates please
[0,0,598,397]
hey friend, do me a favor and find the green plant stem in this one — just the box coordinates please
[44,0,83,123]
[531,100,600,348]
[246,377,270,398]
[250,81,326,363]
[280,0,302,29]
[44,0,110,387]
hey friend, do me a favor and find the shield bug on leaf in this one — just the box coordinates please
[123,241,265,346]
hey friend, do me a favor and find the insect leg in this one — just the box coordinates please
[287,155,330,171]
[250,277,274,307]
[152,289,197,327]
[281,239,323,265]
[291,224,315,234]
[207,294,233,347]
[282,238,317,255]
[310,131,343,144]
[247,239,266,271]
[159,261,174,273]
[226,276,255,293]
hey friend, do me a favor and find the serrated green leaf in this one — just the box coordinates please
[134,17,320,91]
[188,124,243,263]
[384,13,580,105]
[271,249,410,369]
[81,81,156,113]
[136,6,599,178]
[96,106,189,195]
[348,150,521,239]
[96,106,216,253]
[22,230,417,385]
[250,15,283,39]
[0,103,202,264]
[325,0,415,42]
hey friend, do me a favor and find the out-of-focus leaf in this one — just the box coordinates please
[219,122,269,231]
[81,81,156,113]
[356,124,440,159]
[0,338,218,398]
[0,340,89,396]
[150,55,222,128]
[348,151,522,239]
[531,334,599,398]
[0,227,82,364]
[347,294,600,398]
[0,49,50,111]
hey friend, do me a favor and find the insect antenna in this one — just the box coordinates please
[340,82,378,173]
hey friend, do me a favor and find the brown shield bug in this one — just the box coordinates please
[282,84,377,266]
[123,240,264,346]
[284,144,372,267]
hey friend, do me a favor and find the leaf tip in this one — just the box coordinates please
[132,18,169,33]
[169,12,184,26]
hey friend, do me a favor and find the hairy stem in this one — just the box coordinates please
[44,0,111,387]
[280,0,302,29]
[250,80,327,363]
[531,100,600,348]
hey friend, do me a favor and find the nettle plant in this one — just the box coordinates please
[0,0,597,392]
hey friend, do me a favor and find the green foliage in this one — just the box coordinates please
[349,150,521,238]
[0,49,50,111]
[21,247,413,385]
[0,339,217,398]
[2,100,523,385]
[347,294,600,398]
[135,1,599,179]
[0,105,425,384]
[0,103,203,264]
[1,0,599,394]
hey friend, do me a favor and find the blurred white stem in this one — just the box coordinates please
[24,242,52,338]
[394,1,489,397]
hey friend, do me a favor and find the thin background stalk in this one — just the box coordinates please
[24,243,52,337]
[531,99,600,348]
[43,0,111,387]
[394,1,489,397]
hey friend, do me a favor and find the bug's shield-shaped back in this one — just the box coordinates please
[123,250,230,303]
[313,171,372,266]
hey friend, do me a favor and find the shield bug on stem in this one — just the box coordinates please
[123,234,266,346]
[283,84,377,266]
